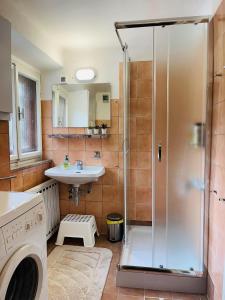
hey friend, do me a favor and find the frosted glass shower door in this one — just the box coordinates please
[153,23,207,272]
[166,23,207,272]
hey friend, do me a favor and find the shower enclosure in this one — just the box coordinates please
[115,17,211,292]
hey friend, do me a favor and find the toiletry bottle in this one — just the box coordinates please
[64,154,70,169]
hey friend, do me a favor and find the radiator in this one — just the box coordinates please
[26,179,60,240]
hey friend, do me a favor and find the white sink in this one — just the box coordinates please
[45,165,105,187]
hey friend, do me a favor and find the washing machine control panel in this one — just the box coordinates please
[2,202,45,252]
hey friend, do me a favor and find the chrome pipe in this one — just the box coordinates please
[115,27,126,51]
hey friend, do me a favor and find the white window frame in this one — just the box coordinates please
[10,57,42,165]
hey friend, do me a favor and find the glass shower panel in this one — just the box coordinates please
[166,23,207,272]
[123,46,130,244]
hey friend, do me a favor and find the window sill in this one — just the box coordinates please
[10,159,52,172]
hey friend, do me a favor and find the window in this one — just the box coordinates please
[9,59,41,164]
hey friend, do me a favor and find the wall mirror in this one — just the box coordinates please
[52,83,111,128]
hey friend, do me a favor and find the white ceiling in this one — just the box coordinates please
[0,0,222,69]
[5,0,219,49]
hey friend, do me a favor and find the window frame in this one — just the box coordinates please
[10,57,42,165]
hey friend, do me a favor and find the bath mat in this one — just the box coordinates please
[48,245,112,300]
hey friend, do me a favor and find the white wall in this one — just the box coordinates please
[41,47,123,100]
[211,0,223,15]
[41,32,154,100]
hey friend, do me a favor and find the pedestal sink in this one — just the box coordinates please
[45,165,105,187]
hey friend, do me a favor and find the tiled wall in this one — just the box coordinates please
[41,60,152,233]
[208,2,225,299]
[0,120,51,192]
[128,61,152,222]
[0,120,10,190]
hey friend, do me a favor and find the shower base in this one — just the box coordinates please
[120,225,153,268]
[117,225,206,294]
[116,267,206,294]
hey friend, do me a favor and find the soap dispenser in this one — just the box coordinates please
[63,154,70,169]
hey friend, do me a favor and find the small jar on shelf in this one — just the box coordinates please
[86,126,93,135]
[101,123,108,135]
[93,125,100,135]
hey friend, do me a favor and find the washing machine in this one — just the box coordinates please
[0,191,48,300]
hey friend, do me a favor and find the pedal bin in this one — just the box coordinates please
[106,213,123,242]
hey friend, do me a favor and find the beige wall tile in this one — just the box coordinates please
[102,135,119,152]
[68,127,85,134]
[0,134,10,167]
[52,138,68,150]
[42,117,52,134]
[22,167,37,190]
[137,79,152,98]
[10,172,23,192]
[69,200,86,215]
[109,116,119,134]
[136,187,152,204]
[111,100,119,117]
[136,203,152,221]
[42,134,53,151]
[68,138,85,151]
[0,121,8,134]
[68,151,85,164]
[102,185,118,202]
[135,170,151,188]
[52,127,68,134]
[102,168,119,186]
[86,184,102,202]
[137,61,152,80]
[136,152,151,169]
[130,80,137,98]
[86,201,102,217]
[136,117,151,134]
[102,152,119,168]
[85,139,102,151]
[41,100,52,118]
[84,151,102,166]
[136,134,152,152]
[52,150,68,165]
[59,200,70,216]
[0,179,10,191]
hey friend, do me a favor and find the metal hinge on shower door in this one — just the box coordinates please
[18,106,24,120]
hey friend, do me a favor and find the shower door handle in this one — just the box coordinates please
[158,144,162,162]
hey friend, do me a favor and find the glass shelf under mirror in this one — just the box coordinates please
[48,134,110,139]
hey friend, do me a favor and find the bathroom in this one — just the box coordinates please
[0,0,224,299]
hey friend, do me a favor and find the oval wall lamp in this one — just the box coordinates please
[75,68,96,81]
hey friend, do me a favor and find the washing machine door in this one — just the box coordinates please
[0,244,44,300]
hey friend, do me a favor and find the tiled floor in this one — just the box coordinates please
[47,234,207,300]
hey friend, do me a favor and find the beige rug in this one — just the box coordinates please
[48,245,112,300]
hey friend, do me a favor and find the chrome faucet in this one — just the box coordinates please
[76,160,84,170]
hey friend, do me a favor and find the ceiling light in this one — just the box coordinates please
[75,68,95,81]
